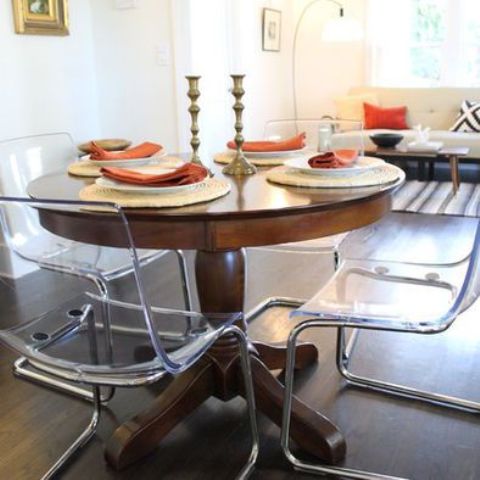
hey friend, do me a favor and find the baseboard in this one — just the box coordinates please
[0,245,37,279]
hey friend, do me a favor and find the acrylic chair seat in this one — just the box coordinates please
[292,256,470,332]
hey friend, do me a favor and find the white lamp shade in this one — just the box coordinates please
[322,16,363,42]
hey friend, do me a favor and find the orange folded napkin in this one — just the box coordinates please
[90,141,163,160]
[308,149,359,169]
[227,133,306,153]
[100,163,208,187]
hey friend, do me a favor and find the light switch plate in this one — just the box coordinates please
[115,0,138,9]
[155,43,170,66]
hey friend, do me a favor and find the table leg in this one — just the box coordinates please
[418,160,426,181]
[105,248,346,469]
[449,155,460,194]
[428,161,435,181]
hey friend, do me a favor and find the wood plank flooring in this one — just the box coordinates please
[2,212,480,479]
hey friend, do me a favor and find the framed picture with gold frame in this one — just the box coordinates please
[12,0,69,36]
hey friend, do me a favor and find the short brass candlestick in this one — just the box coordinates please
[223,75,257,176]
[186,75,202,166]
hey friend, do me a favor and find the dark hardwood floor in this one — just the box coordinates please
[2,212,480,479]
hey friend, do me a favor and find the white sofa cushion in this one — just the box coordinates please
[334,93,379,122]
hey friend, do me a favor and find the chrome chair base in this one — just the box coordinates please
[336,327,480,413]
[41,386,101,480]
[13,357,114,404]
[245,296,306,324]
[32,324,258,480]
[282,323,409,480]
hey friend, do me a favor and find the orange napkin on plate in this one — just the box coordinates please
[227,133,306,153]
[90,141,163,160]
[100,163,208,187]
[308,150,359,169]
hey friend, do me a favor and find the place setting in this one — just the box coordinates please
[68,139,184,177]
[79,161,231,208]
[214,132,308,167]
[266,148,405,188]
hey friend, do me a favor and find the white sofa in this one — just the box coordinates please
[343,86,480,159]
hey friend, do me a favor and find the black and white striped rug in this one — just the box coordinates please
[393,181,480,217]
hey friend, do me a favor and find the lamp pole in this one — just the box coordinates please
[292,0,344,121]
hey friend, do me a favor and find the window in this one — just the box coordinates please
[368,0,480,87]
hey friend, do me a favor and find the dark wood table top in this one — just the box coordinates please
[28,165,403,251]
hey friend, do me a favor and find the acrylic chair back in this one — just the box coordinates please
[448,218,480,318]
[0,133,78,255]
[0,197,238,379]
[263,119,364,154]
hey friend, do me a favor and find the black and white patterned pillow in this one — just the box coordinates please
[450,100,480,132]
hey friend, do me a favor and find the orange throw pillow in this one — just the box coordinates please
[363,102,409,130]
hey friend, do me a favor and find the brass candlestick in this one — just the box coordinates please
[186,75,202,165]
[223,75,257,176]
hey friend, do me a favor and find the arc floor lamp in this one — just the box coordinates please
[292,0,363,120]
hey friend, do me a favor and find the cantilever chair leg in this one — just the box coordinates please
[41,385,101,480]
[281,323,408,480]
[227,326,260,479]
[335,327,480,413]
[41,307,102,479]
[174,249,192,311]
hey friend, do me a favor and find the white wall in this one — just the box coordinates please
[0,0,100,143]
[294,0,367,118]
[179,0,295,162]
[88,0,179,152]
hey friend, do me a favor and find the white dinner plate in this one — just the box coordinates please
[95,175,203,195]
[284,156,385,177]
[87,149,167,167]
[227,147,307,159]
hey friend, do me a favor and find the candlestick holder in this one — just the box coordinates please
[186,75,203,166]
[223,75,257,176]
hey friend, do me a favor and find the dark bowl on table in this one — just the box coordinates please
[369,133,404,149]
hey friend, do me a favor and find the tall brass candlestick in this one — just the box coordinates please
[186,75,202,165]
[223,75,257,176]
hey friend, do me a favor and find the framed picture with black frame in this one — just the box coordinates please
[262,8,281,52]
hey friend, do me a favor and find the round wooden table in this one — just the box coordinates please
[28,165,403,470]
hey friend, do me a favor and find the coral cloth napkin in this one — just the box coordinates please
[227,133,306,152]
[100,163,208,187]
[90,141,163,160]
[308,150,359,169]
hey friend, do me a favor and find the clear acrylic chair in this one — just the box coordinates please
[281,213,480,479]
[0,133,191,402]
[0,197,258,480]
[245,120,363,324]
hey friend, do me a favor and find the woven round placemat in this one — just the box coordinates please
[68,156,185,178]
[214,151,300,167]
[79,178,231,208]
[266,163,405,188]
